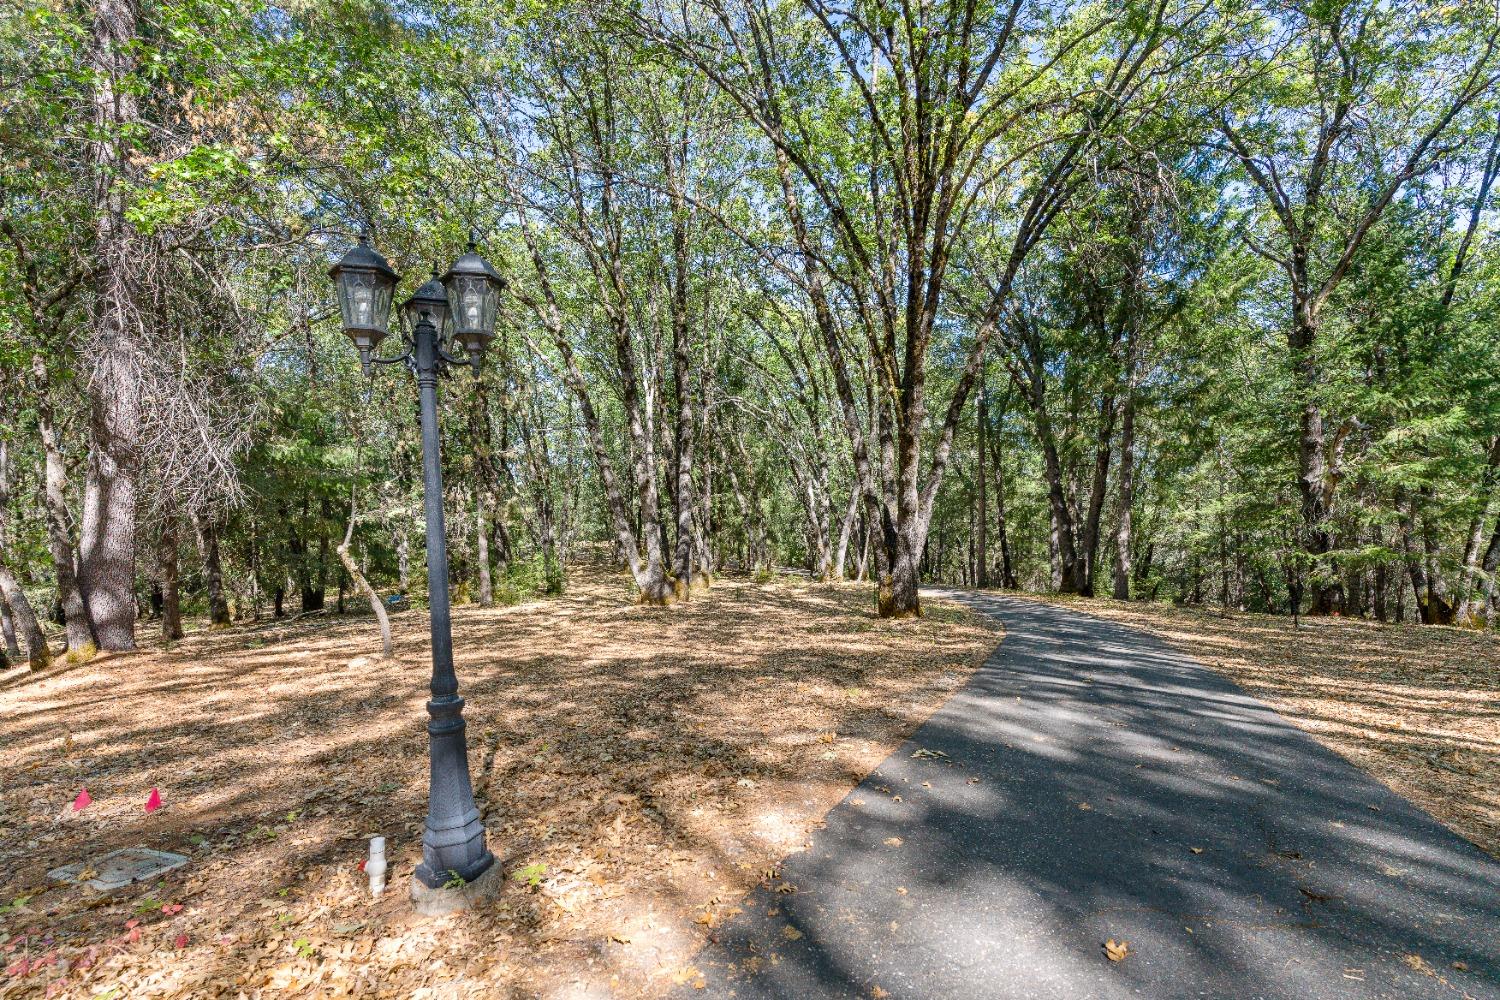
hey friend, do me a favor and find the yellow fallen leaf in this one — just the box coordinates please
[1078,802,1093,811]
[1104,939,1129,962]
[884,837,903,847]
[872,987,890,998]
[782,925,803,941]
[1403,953,1434,976]
[1190,847,1204,854]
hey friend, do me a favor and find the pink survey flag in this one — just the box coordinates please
[145,788,162,813]
[72,788,92,811]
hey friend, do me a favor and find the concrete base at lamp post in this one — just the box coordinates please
[409,859,504,916]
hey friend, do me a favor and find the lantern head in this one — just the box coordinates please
[329,233,399,374]
[440,241,505,367]
[402,272,452,342]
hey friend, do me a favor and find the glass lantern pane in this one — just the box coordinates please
[480,278,498,334]
[452,276,484,333]
[371,278,393,334]
[341,272,374,329]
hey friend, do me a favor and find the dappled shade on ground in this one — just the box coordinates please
[0,570,998,998]
[1015,593,1500,860]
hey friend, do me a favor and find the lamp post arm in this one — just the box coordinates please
[436,345,477,370]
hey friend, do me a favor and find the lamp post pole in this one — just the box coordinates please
[328,236,506,913]
[409,311,496,903]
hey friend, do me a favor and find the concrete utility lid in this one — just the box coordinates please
[48,848,189,891]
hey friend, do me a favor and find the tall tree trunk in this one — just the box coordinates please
[696,385,717,582]
[1419,487,1455,624]
[1373,557,1389,622]
[1073,393,1116,595]
[194,511,231,626]
[78,0,142,652]
[0,571,50,671]
[336,487,392,658]
[833,480,861,581]
[475,488,493,607]
[1,598,20,663]
[33,358,96,653]
[315,499,332,609]
[665,143,698,599]
[0,442,51,669]
[396,527,411,594]
[1290,314,1343,614]
[1027,362,1079,591]
[157,513,183,641]
[977,386,989,588]
[1454,438,1500,623]
[1112,393,1136,600]
[987,403,1018,590]
[1478,518,1500,625]
[1398,487,1449,624]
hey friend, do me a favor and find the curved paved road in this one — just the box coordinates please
[678,592,1500,1000]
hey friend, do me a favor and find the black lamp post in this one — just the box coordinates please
[329,233,506,913]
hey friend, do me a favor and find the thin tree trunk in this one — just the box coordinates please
[0,570,49,670]
[1,598,20,662]
[1455,438,1500,623]
[1049,508,1062,590]
[33,356,96,652]
[1113,393,1136,600]
[1478,518,1500,625]
[1420,487,1454,624]
[977,386,989,588]
[194,511,231,626]
[336,486,392,658]
[665,135,698,599]
[475,488,493,607]
[158,513,183,641]
[833,479,861,581]
[397,528,411,594]
[1398,487,1451,624]
[1029,371,1079,590]
[0,442,51,669]
[1074,393,1116,596]
[987,405,1018,590]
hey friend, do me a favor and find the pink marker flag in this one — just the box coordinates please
[72,788,92,812]
[145,788,162,813]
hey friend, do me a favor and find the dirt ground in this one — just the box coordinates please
[1015,593,1500,861]
[0,570,999,999]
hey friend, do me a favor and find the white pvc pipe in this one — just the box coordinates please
[367,836,387,898]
